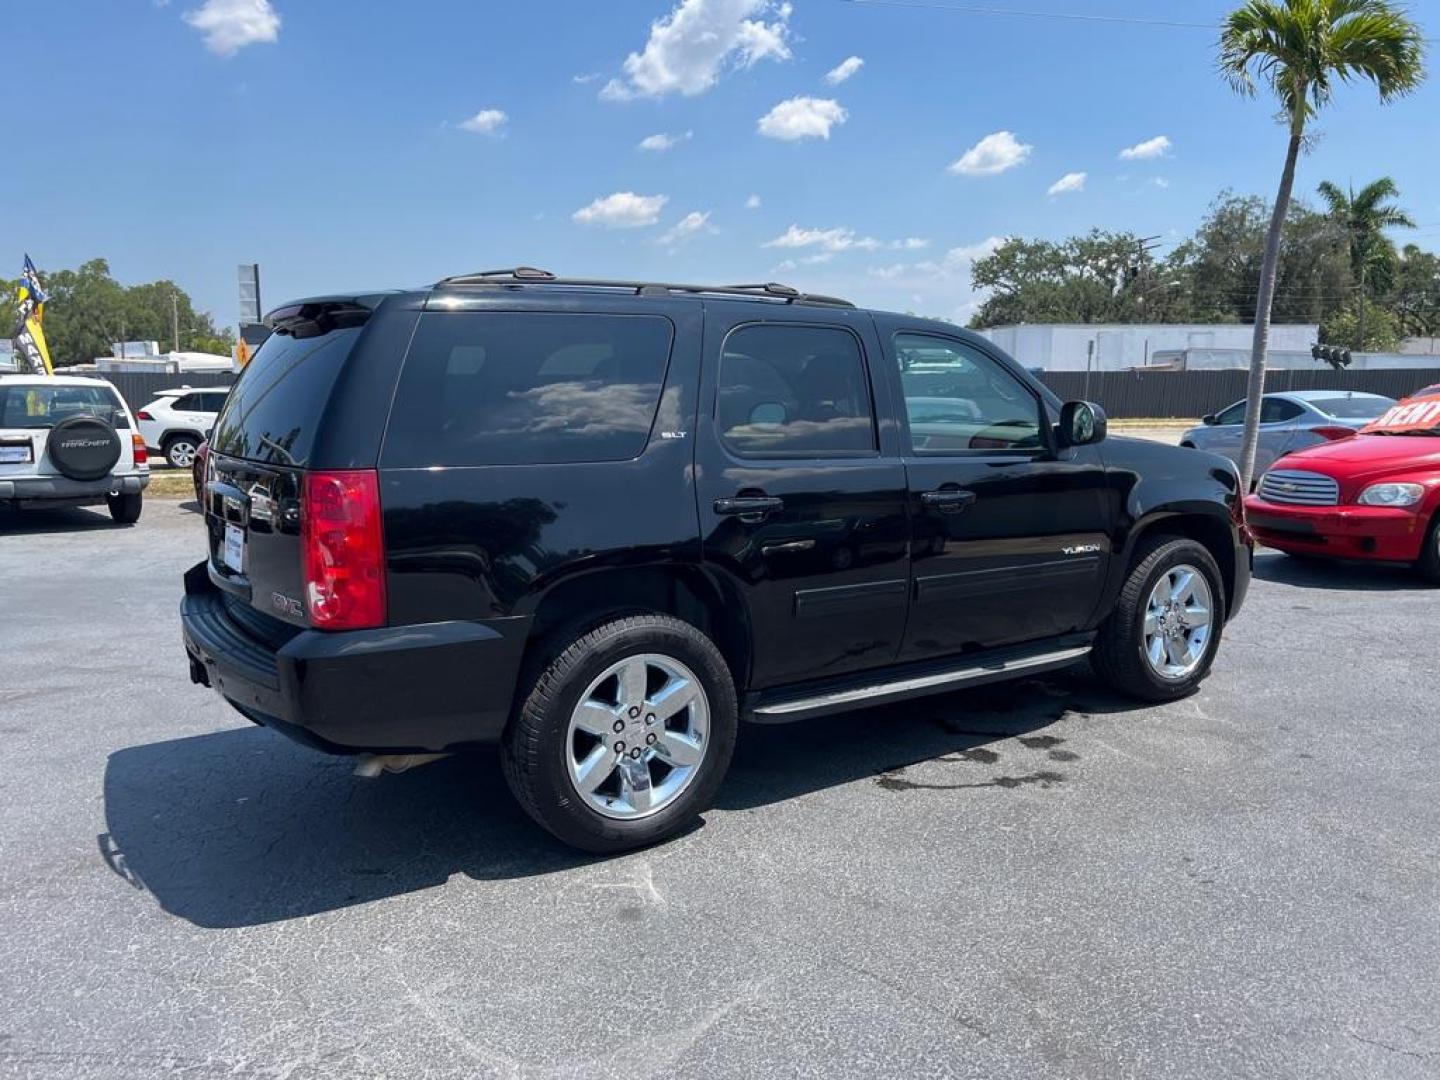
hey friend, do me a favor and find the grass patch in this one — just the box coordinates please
[146,472,195,498]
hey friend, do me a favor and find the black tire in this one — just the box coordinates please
[1417,513,1440,585]
[1092,534,1226,702]
[107,492,143,525]
[163,435,200,470]
[501,614,738,853]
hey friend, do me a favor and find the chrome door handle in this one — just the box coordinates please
[714,496,784,517]
[920,488,977,513]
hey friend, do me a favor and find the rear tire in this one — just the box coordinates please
[501,614,738,853]
[1417,513,1440,585]
[163,435,200,470]
[1092,535,1226,702]
[107,492,143,525]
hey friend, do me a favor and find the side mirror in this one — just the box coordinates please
[1202,414,1218,426]
[1057,401,1107,448]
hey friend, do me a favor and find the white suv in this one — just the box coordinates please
[137,387,230,469]
[0,375,150,523]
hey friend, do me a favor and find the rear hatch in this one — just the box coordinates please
[0,381,136,478]
[205,305,369,631]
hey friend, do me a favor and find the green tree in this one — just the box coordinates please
[1321,302,1401,351]
[1316,175,1414,345]
[1389,244,1440,341]
[1219,0,1424,488]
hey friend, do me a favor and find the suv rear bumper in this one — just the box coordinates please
[0,471,148,506]
[180,561,528,753]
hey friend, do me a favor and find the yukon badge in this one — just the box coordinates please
[1063,544,1102,556]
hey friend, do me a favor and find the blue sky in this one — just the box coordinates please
[10,0,1440,328]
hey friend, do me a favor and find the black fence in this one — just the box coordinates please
[1039,368,1440,419]
[65,371,237,412]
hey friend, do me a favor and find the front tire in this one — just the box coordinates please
[1417,513,1440,585]
[1092,535,1226,702]
[107,492,143,524]
[501,615,738,853]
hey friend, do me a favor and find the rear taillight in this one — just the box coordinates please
[131,433,148,466]
[1309,426,1356,441]
[136,410,154,421]
[302,469,387,631]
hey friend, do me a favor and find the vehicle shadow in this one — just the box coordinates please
[0,506,118,534]
[1252,550,1423,592]
[101,667,1136,929]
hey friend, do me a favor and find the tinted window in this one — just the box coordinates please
[1261,398,1304,423]
[384,313,674,467]
[717,325,875,457]
[172,393,204,411]
[1311,395,1394,419]
[210,328,359,467]
[896,334,1042,453]
[1214,402,1246,425]
[0,384,129,429]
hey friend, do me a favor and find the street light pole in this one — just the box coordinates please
[171,290,181,353]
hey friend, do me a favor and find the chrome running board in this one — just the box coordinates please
[747,639,1093,724]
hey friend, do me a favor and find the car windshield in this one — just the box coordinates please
[1310,395,1394,419]
[1361,396,1440,436]
[0,384,129,429]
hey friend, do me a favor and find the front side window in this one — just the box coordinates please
[896,334,1042,453]
[383,313,674,467]
[717,325,876,458]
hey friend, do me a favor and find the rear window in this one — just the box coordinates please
[382,312,674,467]
[0,384,129,429]
[210,329,360,466]
[1310,395,1394,419]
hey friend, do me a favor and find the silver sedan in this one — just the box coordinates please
[1180,390,1396,475]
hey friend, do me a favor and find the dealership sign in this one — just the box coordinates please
[1363,397,1440,434]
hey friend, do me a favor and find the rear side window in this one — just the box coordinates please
[0,384,130,429]
[1261,399,1304,423]
[1311,395,1393,419]
[717,325,876,457]
[210,328,360,466]
[383,313,674,467]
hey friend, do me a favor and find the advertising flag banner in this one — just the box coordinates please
[1362,397,1440,435]
[13,255,53,375]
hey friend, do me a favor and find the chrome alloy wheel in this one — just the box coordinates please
[167,440,198,469]
[1142,564,1214,681]
[565,653,710,820]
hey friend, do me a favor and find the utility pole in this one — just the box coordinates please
[171,289,181,353]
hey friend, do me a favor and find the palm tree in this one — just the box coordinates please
[1219,0,1424,489]
[1317,176,1415,345]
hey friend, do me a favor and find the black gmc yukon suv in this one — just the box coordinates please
[182,270,1251,852]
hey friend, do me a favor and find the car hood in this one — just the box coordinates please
[1276,433,1440,480]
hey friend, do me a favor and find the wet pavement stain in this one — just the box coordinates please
[875,768,1065,792]
[949,748,1000,764]
[1019,735,1065,750]
[1047,750,1080,762]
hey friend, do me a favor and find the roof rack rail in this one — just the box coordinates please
[433,268,854,308]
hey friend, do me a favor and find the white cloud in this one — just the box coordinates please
[459,109,508,136]
[1047,171,1087,196]
[948,131,1032,176]
[572,72,601,84]
[1153,177,1171,189]
[638,130,693,152]
[573,192,669,228]
[758,97,848,141]
[1120,135,1171,160]
[745,194,762,210]
[892,237,930,250]
[824,56,864,85]
[658,210,716,246]
[183,0,280,56]
[874,236,1006,283]
[764,225,880,252]
[602,0,792,100]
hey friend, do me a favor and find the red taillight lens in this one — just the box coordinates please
[301,469,387,630]
[1310,426,1356,441]
[136,410,154,421]
[131,433,148,466]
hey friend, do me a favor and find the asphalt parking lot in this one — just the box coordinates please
[1,499,1437,1079]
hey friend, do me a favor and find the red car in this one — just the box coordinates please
[1246,395,1440,582]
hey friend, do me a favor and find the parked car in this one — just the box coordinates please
[181,271,1252,852]
[136,386,230,469]
[192,439,209,504]
[0,374,149,522]
[1414,383,1440,399]
[1181,390,1396,477]
[1247,394,1440,581]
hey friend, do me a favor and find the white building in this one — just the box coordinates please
[978,323,1318,372]
[94,351,235,374]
